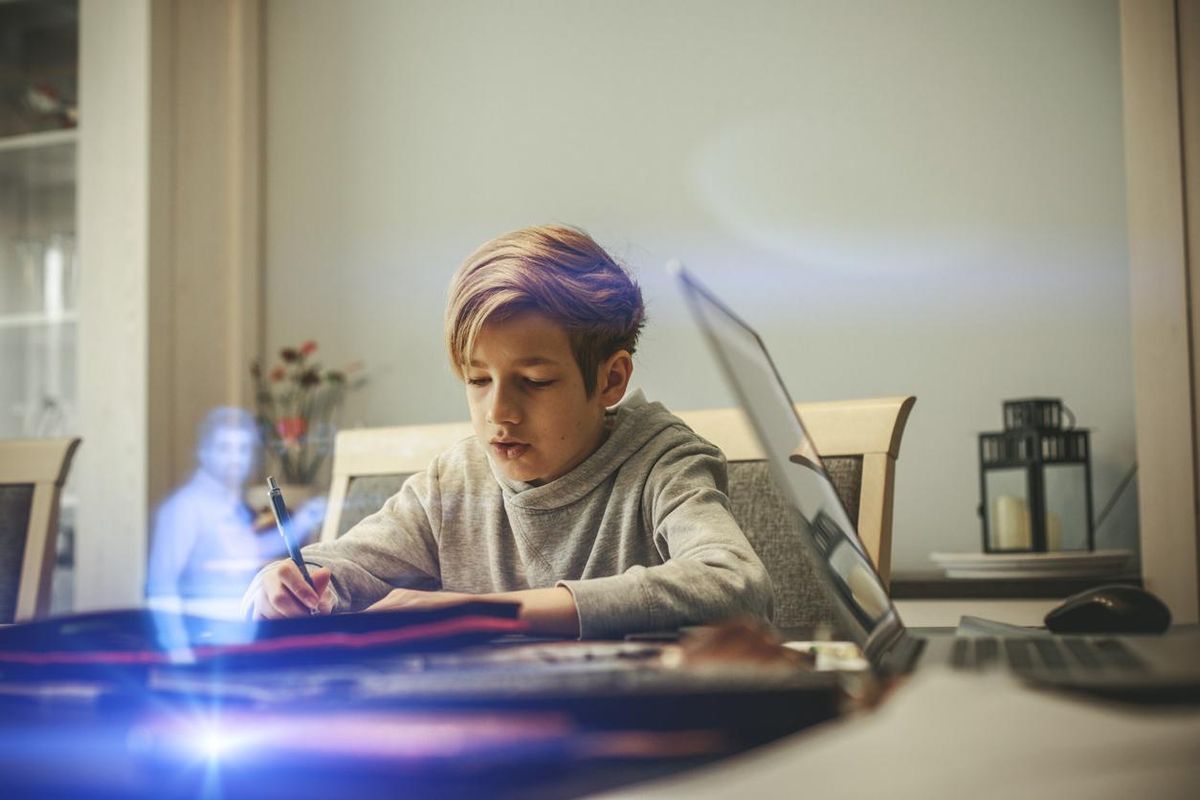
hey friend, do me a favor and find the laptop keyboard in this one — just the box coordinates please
[950,636,1147,674]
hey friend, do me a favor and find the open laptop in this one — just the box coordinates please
[672,263,1200,699]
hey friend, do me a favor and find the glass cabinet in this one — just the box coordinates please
[0,138,77,440]
[1,0,79,613]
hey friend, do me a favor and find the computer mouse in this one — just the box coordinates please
[1044,584,1172,635]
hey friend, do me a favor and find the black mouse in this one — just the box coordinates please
[1044,584,1172,635]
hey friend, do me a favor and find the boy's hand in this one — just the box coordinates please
[365,588,476,613]
[248,561,335,619]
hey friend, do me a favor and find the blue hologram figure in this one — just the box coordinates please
[146,407,327,615]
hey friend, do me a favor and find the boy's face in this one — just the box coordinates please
[465,312,627,486]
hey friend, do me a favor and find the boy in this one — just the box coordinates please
[243,225,773,638]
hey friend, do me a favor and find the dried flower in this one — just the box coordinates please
[249,341,366,485]
[276,416,308,443]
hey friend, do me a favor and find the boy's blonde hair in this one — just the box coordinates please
[446,225,645,396]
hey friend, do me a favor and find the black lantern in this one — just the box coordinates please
[978,398,1094,553]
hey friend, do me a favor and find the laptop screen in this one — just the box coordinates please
[676,265,903,654]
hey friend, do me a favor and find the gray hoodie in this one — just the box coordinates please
[296,390,774,637]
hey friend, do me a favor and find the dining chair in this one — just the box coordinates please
[0,437,81,623]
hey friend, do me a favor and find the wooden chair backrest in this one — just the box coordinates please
[320,421,475,543]
[676,396,915,587]
[0,437,81,622]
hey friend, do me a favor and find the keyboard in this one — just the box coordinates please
[950,636,1147,674]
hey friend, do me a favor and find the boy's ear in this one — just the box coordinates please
[596,350,633,406]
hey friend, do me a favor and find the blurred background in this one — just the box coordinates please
[2,0,1192,617]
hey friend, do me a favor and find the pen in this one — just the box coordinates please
[266,476,319,612]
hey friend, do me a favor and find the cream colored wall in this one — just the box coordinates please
[150,1,263,497]
[263,0,1135,574]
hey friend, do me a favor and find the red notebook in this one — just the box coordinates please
[0,602,527,671]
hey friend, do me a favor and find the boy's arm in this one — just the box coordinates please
[251,468,443,612]
[491,587,579,636]
[558,441,774,638]
[367,585,580,637]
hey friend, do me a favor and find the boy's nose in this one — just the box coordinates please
[486,385,521,426]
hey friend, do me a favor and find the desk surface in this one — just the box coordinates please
[2,632,1199,799]
[594,661,1200,799]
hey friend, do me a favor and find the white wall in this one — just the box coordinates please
[264,0,1135,573]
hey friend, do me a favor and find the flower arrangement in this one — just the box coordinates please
[250,341,364,485]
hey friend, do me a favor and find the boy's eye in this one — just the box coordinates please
[525,378,556,388]
[466,377,491,387]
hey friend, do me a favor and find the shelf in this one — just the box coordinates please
[890,570,1143,599]
[0,311,78,329]
[0,129,77,153]
[0,131,76,188]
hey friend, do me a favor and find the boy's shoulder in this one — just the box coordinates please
[607,392,726,473]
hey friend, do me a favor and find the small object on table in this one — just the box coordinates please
[930,549,1133,580]
[678,618,815,669]
[978,398,1094,553]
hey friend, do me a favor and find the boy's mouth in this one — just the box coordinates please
[490,439,530,460]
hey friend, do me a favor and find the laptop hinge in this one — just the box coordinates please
[880,632,925,675]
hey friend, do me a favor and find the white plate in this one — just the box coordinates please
[930,549,1133,579]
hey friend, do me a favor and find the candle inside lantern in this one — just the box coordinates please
[993,494,1030,549]
[992,496,1064,550]
[1046,511,1062,550]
